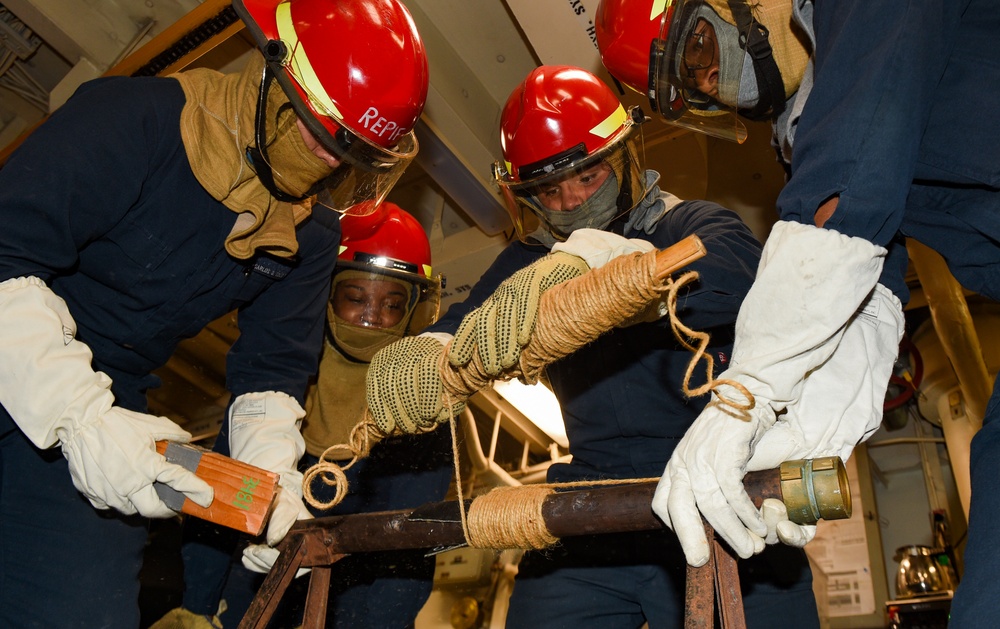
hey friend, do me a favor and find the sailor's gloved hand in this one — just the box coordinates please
[242,478,313,576]
[655,390,773,564]
[550,228,655,269]
[761,498,816,547]
[447,250,588,376]
[449,229,654,376]
[0,276,213,518]
[367,335,466,434]
[60,407,214,517]
[223,392,314,575]
[652,222,902,566]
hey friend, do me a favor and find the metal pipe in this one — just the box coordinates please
[240,457,850,629]
[279,457,848,567]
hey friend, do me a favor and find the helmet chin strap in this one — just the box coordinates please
[616,163,634,216]
[246,64,310,203]
[607,158,635,235]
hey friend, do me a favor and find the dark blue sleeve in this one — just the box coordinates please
[642,201,762,331]
[225,208,342,406]
[777,0,977,243]
[0,77,179,282]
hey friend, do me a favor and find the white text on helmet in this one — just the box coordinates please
[358,107,405,143]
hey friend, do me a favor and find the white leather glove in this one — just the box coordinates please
[0,276,213,518]
[241,485,311,578]
[761,498,816,547]
[550,228,655,269]
[652,221,902,566]
[742,282,903,547]
[226,391,313,574]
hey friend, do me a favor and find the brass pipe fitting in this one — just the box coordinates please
[780,456,852,524]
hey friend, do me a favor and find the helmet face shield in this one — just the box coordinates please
[249,74,335,200]
[235,0,424,214]
[251,69,418,214]
[651,0,750,143]
[496,119,649,243]
[271,63,419,216]
[333,258,441,335]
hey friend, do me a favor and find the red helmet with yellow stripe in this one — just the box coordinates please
[492,65,651,243]
[234,0,429,213]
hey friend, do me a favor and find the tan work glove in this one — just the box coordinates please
[147,607,223,629]
[366,336,466,434]
[448,251,590,376]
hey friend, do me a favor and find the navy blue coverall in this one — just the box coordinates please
[0,76,339,627]
[429,200,819,628]
[774,2,999,624]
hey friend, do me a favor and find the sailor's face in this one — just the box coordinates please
[331,277,408,328]
[534,162,613,212]
[681,19,720,99]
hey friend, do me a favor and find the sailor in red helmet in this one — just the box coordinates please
[595,0,808,148]
[168,203,450,628]
[296,203,450,628]
[595,6,1000,622]
[367,65,819,627]
[0,0,427,625]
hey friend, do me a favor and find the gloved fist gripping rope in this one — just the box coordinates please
[449,229,655,378]
[366,230,660,438]
[366,335,468,435]
[448,251,590,377]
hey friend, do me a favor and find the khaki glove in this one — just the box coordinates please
[225,391,314,574]
[147,607,223,629]
[448,251,589,377]
[652,221,901,566]
[366,335,466,434]
[0,277,213,518]
[449,229,655,376]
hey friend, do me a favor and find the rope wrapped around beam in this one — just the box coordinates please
[303,235,717,510]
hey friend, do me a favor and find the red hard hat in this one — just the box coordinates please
[596,0,669,104]
[596,0,749,143]
[494,65,650,244]
[338,202,433,282]
[337,201,441,333]
[235,0,428,150]
[499,65,630,184]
